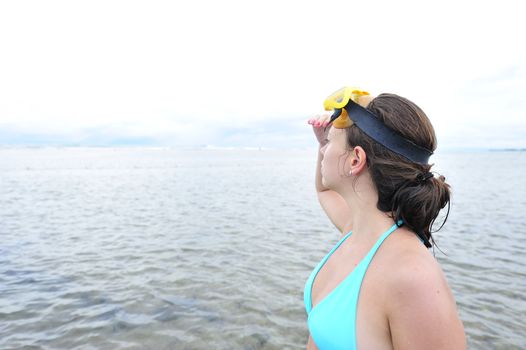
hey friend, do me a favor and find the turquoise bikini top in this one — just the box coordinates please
[303,221,403,350]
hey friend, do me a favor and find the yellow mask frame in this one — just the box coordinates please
[323,87,370,128]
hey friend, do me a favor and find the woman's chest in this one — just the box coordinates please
[310,241,394,349]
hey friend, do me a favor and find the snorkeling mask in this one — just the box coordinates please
[324,86,433,164]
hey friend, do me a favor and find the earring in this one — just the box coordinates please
[349,169,353,175]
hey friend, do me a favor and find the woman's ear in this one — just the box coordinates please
[349,146,367,175]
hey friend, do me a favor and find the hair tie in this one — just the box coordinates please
[416,172,433,184]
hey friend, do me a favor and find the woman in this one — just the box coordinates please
[303,87,466,350]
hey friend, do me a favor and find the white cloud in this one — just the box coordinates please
[0,0,524,148]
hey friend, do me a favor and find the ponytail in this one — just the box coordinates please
[390,173,451,248]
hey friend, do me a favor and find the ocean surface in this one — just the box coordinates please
[1,148,525,349]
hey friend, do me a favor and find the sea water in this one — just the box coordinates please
[1,148,525,349]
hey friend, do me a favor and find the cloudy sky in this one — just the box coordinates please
[0,0,524,149]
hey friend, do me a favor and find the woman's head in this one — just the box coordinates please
[322,93,450,248]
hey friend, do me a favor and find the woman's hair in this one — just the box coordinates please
[346,93,450,248]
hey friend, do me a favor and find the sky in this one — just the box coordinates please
[0,0,524,150]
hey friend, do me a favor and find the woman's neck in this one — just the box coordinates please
[342,185,397,242]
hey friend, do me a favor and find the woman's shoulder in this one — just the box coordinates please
[369,226,449,308]
[383,227,446,287]
[386,246,448,298]
[379,227,466,349]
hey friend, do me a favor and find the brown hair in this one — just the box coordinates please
[346,93,450,248]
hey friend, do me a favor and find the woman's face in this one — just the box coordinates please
[319,126,351,188]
